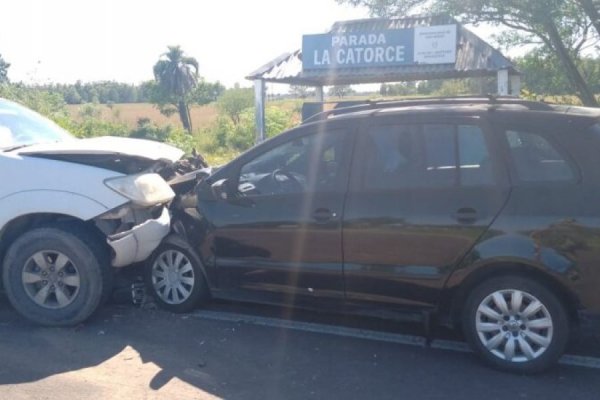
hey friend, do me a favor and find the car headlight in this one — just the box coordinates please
[105,173,175,207]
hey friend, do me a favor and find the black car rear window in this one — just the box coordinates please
[505,129,576,182]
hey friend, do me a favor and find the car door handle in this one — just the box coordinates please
[453,207,479,224]
[312,208,336,222]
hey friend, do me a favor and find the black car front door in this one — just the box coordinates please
[206,122,354,306]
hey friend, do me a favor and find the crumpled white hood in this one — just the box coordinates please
[18,136,184,162]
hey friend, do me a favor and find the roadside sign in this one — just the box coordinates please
[302,25,457,70]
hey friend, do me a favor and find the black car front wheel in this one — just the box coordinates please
[145,234,209,313]
[462,275,569,373]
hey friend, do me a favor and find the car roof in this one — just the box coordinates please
[303,97,600,127]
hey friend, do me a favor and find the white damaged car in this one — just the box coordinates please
[0,98,188,325]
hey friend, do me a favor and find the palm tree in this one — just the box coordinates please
[153,46,198,132]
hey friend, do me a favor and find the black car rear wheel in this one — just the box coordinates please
[462,275,569,373]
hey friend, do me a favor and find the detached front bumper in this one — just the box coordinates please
[107,206,170,267]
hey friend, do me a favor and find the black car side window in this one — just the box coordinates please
[505,130,575,182]
[362,123,494,190]
[423,124,458,187]
[362,124,421,190]
[238,129,348,195]
[458,125,494,186]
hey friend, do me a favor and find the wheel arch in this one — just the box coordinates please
[0,213,109,284]
[158,233,212,296]
[443,261,580,330]
[169,211,216,290]
[145,233,212,312]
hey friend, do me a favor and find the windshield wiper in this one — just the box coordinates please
[1,143,33,152]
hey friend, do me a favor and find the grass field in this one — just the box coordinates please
[64,100,306,165]
[66,103,219,131]
[64,95,585,133]
[62,95,586,166]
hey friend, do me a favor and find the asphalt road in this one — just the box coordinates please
[1,295,599,400]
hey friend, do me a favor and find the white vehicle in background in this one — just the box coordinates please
[0,98,184,326]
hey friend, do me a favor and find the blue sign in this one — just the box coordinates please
[303,29,415,70]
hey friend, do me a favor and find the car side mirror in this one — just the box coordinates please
[211,178,255,207]
[211,179,233,201]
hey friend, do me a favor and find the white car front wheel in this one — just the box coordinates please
[3,226,110,326]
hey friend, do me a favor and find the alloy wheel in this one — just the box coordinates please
[22,250,81,309]
[475,289,554,363]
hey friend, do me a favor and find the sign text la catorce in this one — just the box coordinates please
[302,25,456,70]
[312,33,407,67]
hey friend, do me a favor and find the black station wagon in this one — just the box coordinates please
[145,97,600,373]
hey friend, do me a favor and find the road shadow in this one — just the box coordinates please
[1,296,600,399]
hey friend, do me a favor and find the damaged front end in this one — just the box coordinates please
[24,141,210,269]
[95,204,171,267]
[94,152,210,268]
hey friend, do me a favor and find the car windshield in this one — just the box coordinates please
[0,99,74,150]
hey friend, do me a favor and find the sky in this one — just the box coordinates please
[0,0,507,91]
[0,0,371,88]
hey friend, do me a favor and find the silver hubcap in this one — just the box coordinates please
[22,250,81,309]
[476,289,553,363]
[151,250,195,305]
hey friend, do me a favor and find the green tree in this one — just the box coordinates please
[289,85,314,99]
[63,86,82,104]
[191,80,225,105]
[337,0,599,106]
[0,84,66,117]
[328,85,355,98]
[516,51,600,98]
[205,106,297,153]
[0,53,10,83]
[153,46,199,132]
[576,0,600,39]
[217,88,254,125]
[379,81,418,96]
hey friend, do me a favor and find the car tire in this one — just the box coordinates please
[145,234,209,313]
[462,275,569,373]
[2,226,110,326]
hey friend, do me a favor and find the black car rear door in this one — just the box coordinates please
[342,114,510,310]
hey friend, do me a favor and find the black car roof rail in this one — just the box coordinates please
[301,95,557,125]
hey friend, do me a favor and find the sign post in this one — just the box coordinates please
[254,79,266,144]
